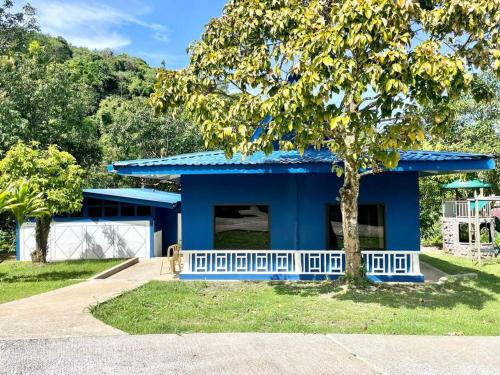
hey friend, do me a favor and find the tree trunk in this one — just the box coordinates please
[340,158,364,283]
[34,215,51,263]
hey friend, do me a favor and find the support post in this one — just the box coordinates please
[468,203,472,259]
[294,251,302,273]
[411,252,421,274]
[475,198,481,265]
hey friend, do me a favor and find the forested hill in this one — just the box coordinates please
[0,32,204,188]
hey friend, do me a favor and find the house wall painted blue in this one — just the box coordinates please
[153,206,180,254]
[181,171,420,251]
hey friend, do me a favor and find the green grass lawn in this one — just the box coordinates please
[0,259,124,304]
[92,253,500,336]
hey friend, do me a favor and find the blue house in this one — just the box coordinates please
[107,149,496,283]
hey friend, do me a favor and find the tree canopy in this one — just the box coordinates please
[0,4,205,253]
[97,96,204,162]
[152,0,498,162]
[0,0,37,54]
[0,142,84,217]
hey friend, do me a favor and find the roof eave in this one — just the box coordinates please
[83,191,180,209]
[108,157,495,179]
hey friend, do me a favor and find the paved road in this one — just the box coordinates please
[0,259,174,340]
[1,333,499,375]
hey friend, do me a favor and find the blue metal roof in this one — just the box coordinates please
[108,149,495,178]
[83,188,181,209]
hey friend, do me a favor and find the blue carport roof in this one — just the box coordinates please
[107,149,496,178]
[83,188,181,209]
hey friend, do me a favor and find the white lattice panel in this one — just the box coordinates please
[85,225,115,259]
[19,220,151,260]
[115,224,148,258]
[53,225,84,260]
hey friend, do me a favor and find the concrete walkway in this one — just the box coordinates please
[420,261,448,283]
[108,257,175,281]
[1,333,499,375]
[0,259,174,340]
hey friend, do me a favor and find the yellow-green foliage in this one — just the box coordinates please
[151,0,499,172]
[0,142,84,216]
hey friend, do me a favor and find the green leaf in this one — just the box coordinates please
[335,166,344,178]
[322,56,334,67]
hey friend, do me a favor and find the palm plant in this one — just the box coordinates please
[0,189,12,212]
[0,181,49,226]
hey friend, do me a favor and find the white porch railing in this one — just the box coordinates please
[443,200,493,218]
[181,250,421,276]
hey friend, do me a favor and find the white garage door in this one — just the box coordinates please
[19,220,151,261]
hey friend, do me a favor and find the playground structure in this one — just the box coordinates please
[441,179,500,262]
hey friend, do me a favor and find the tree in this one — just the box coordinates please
[419,71,500,242]
[98,96,204,162]
[0,0,37,54]
[0,41,101,165]
[0,142,84,262]
[151,0,499,282]
[88,96,204,190]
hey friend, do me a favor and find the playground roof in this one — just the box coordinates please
[441,179,493,189]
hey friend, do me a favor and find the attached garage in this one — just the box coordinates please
[17,188,181,261]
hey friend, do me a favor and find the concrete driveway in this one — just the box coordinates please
[0,259,174,340]
[1,333,499,375]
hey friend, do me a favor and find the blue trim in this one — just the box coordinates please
[50,216,153,223]
[15,222,20,261]
[84,192,179,209]
[109,158,495,178]
[149,217,154,257]
[179,273,424,283]
[369,274,425,283]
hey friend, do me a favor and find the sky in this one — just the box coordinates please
[25,0,228,68]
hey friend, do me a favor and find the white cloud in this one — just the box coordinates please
[31,0,169,50]
[67,33,131,51]
[152,32,170,44]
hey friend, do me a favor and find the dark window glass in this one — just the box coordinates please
[121,205,135,216]
[327,205,385,250]
[88,206,103,217]
[87,198,102,205]
[102,199,119,206]
[214,205,270,250]
[67,208,84,218]
[459,223,470,243]
[137,206,151,216]
[460,223,492,243]
[104,206,119,217]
